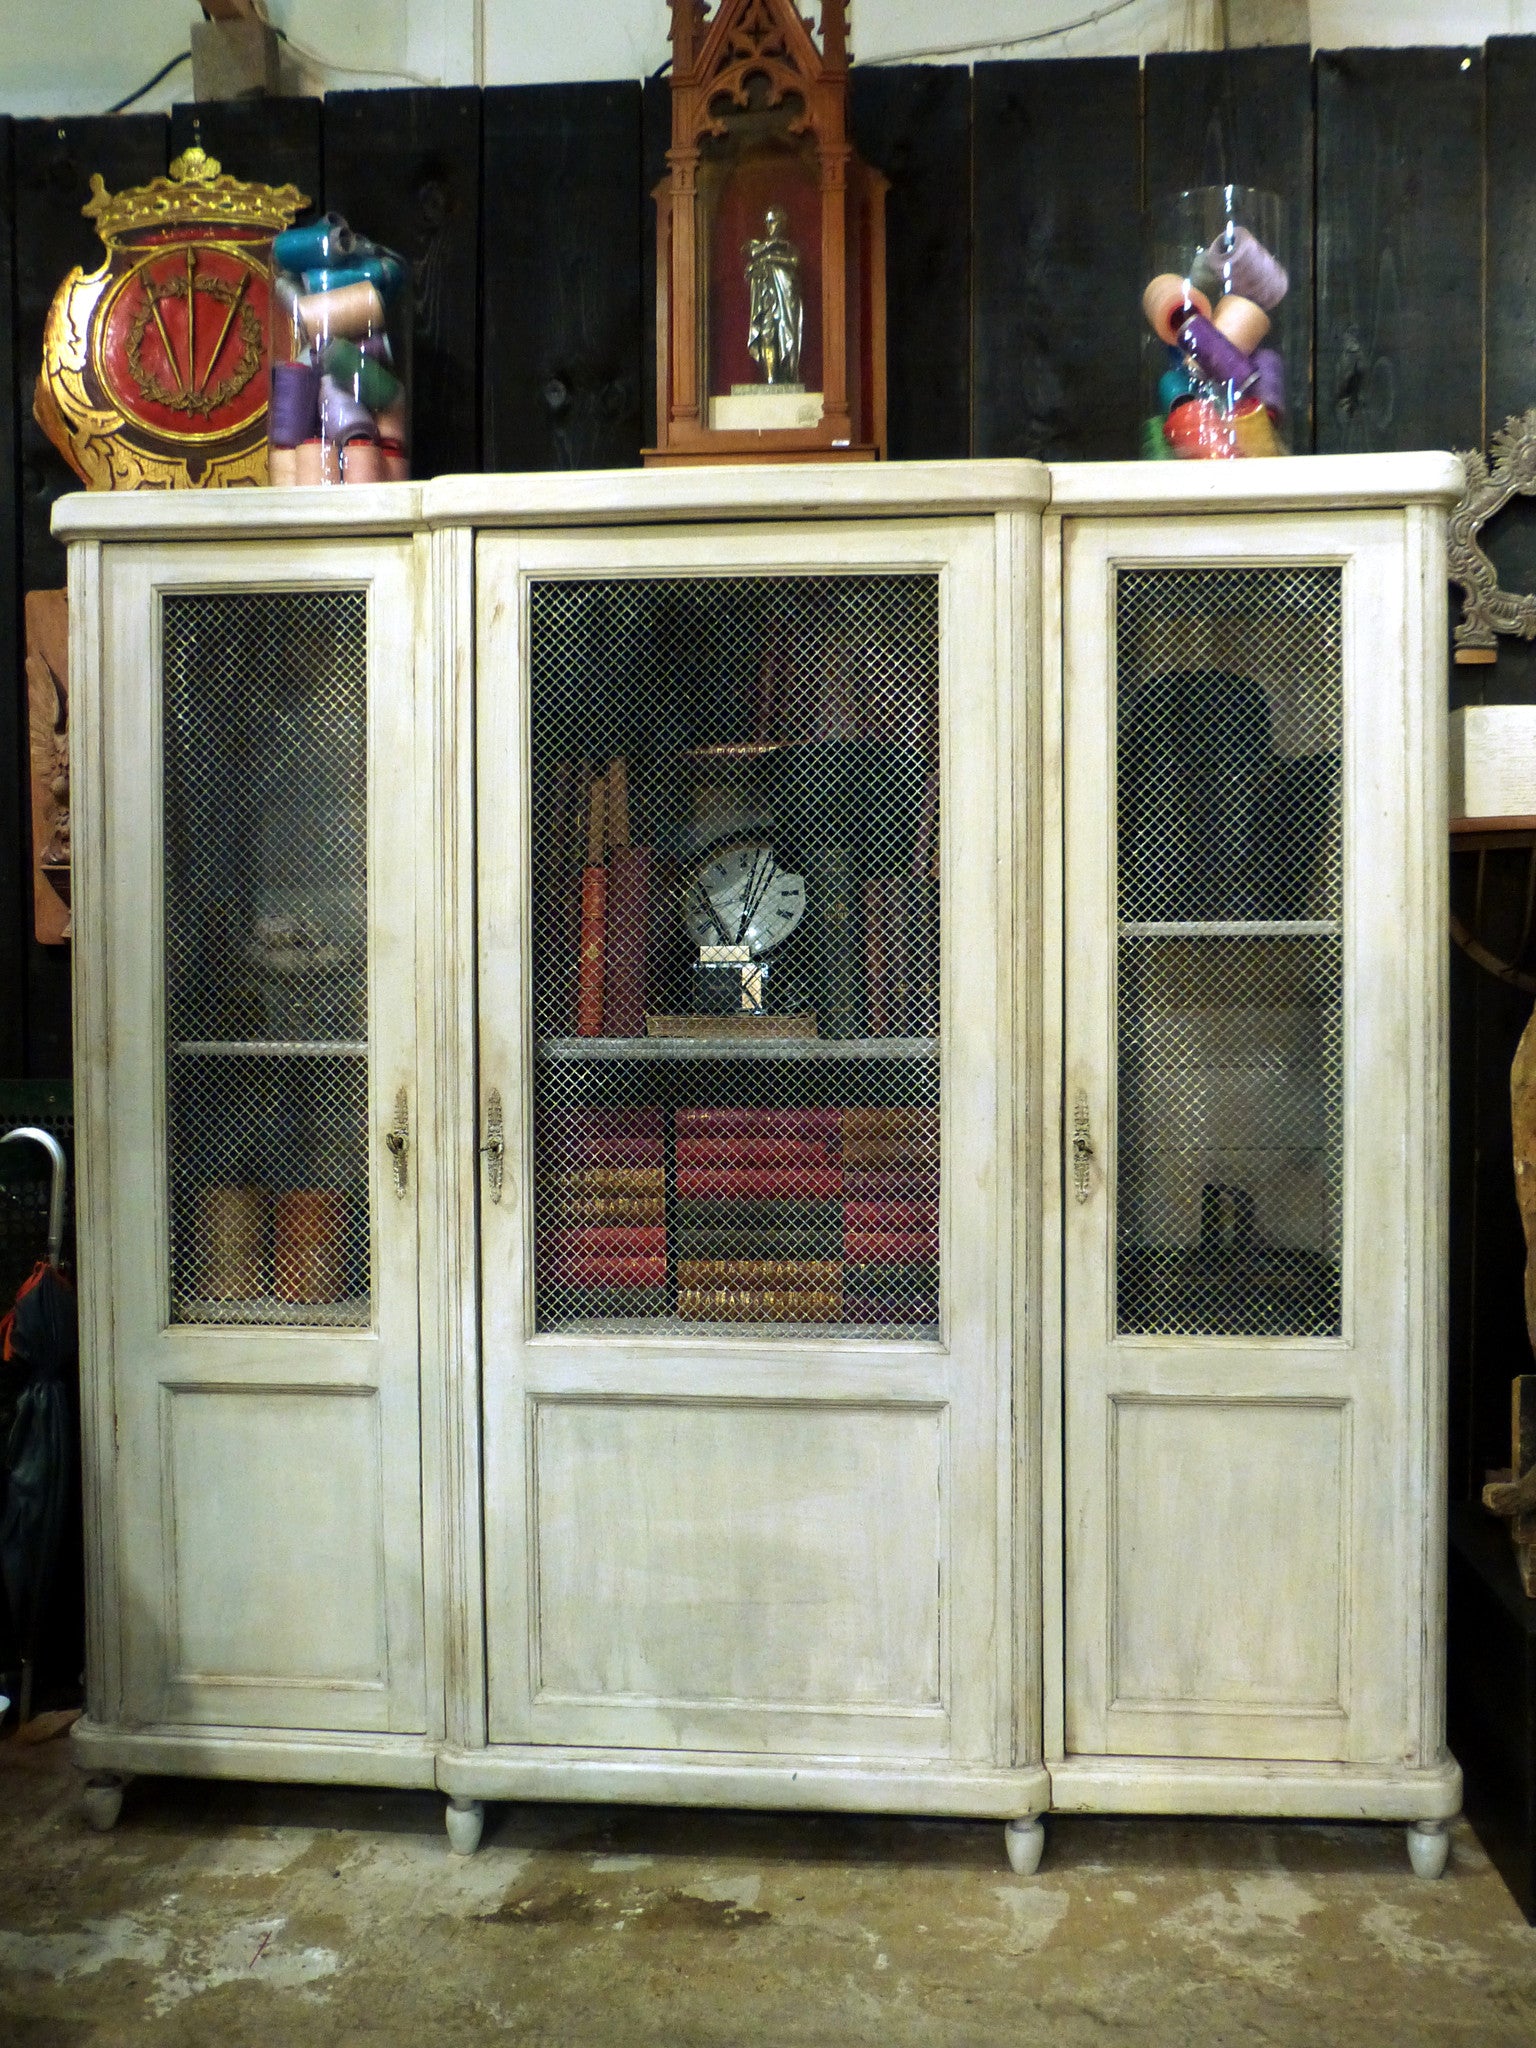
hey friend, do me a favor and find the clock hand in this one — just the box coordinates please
[691,878,731,946]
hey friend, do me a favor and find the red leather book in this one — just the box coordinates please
[842,1166,941,1201]
[675,1106,842,1139]
[675,1137,833,1168]
[574,772,608,1036]
[842,1198,939,1232]
[541,1254,667,1287]
[843,1229,940,1263]
[541,1226,668,1259]
[675,1165,844,1201]
[562,1104,666,1136]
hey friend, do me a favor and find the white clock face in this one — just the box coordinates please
[685,841,807,956]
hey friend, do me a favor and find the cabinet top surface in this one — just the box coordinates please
[50,452,1461,543]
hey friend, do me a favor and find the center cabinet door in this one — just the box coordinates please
[477,520,1013,1759]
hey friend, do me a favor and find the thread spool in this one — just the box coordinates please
[1230,395,1284,459]
[293,438,340,486]
[379,439,411,482]
[1158,360,1197,415]
[342,437,386,485]
[319,375,376,444]
[269,360,319,448]
[274,1188,347,1304]
[373,401,409,451]
[268,445,299,487]
[1163,396,1235,460]
[274,212,357,273]
[297,279,385,344]
[1204,223,1289,310]
[1213,293,1270,356]
[1253,346,1286,419]
[1175,311,1258,395]
[198,1185,266,1300]
[1142,273,1213,345]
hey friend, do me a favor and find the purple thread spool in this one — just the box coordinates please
[1254,347,1286,419]
[269,361,319,449]
[1177,312,1258,396]
[1204,224,1289,311]
[318,375,376,445]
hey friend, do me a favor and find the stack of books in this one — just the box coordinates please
[538,1103,667,1313]
[841,1105,940,1323]
[674,1105,843,1320]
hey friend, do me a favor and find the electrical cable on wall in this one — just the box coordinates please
[105,50,191,114]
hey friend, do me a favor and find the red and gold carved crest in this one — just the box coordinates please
[34,148,308,489]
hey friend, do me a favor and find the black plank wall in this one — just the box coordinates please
[2,42,1534,1499]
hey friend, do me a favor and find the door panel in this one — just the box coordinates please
[1061,512,1410,1766]
[103,542,427,1735]
[477,519,1010,1760]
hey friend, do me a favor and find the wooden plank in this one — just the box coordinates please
[324,89,483,480]
[972,58,1140,462]
[1143,45,1314,450]
[0,115,24,1074]
[849,65,970,461]
[1315,47,1482,455]
[14,114,165,1077]
[168,95,320,209]
[482,83,642,473]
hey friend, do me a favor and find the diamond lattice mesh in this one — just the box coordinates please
[163,590,371,1327]
[1114,566,1343,1338]
[528,573,941,1336]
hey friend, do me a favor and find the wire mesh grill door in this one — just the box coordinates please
[478,520,1009,1760]
[98,546,426,1736]
[1061,513,1417,1770]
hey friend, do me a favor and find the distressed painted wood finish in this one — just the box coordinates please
[1314,47,1483,458]
[1143,44,1315,450]
[324,89,484,480]
[1051,472,1459,1823]
[481,82,644,473]
[473,510,1026,1779]
[971,59,1141,464]
[83,537,429,1746]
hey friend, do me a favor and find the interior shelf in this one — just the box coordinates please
[537,1035,939,1063]
[533,1315,943,1341]
[173,1040,369,1058]
[170,1296,372,1328]
[1118,920,1340,938]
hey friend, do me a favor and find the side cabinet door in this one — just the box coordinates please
[476,519,1015,1763]
[99,541,428,1735]
[1061,511,1430,1766]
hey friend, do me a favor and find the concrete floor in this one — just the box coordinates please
[3,1726,1535,2048]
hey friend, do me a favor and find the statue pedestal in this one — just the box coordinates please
[711,389,824,431]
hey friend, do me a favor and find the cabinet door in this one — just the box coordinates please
[1061,511,1432,1765]
[98,542,428,1735]
[477,518,1015,1761]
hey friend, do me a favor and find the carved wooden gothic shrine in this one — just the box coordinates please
[645,0,887,465]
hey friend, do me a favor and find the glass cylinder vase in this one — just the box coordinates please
[267,212,412,486]
[1141,185,1289,462]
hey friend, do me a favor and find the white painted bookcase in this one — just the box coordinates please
[56,455,1462,1875]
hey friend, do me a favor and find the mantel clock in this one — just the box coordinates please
[645,0,888,466]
